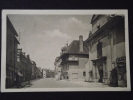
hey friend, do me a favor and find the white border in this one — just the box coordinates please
[1,10,131,92]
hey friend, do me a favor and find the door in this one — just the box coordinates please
[98,65,103,83]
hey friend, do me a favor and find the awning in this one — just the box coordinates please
[91,56,107,62]
[15,70,23,76]
[17,71,23,76]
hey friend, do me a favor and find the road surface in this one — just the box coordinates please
[24,78,110,88]
[24,78,85,88]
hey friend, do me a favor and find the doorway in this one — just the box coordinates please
[98,65,103,83]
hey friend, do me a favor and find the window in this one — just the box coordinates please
[83,71,86,76]
[97,41,102,58]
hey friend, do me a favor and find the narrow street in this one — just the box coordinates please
[24,78,83,88]
[24,78,110,88]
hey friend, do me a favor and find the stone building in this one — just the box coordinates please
[6,16,20,88]
[85,15,126,87]
[31,61,37,80]
[17,49,32,83]
[57,35,89,80]
[54,57,62,80]
[42,69,47,78]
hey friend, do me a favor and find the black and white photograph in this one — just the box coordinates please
[1,10,130,92]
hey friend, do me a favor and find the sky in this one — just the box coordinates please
[8,14,92,70]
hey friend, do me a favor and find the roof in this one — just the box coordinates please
[90,15,101,24]
[85,16,123,43]
[14,36,20,44]
[63,40,89,55]
[7,16,18,36]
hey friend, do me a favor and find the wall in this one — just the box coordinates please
[92,15,111,34]
[85,17,125,84]
[68,58,88,80]
[68,69,85,80]
[6,20,19,88]
[55,59,62,74]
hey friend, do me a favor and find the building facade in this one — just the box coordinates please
[42,69,46,78]
[35,67,43,79]
[17,49,32,83]
[54,57,62,80]
[85,15,126,87]
[57,35,89,80]
[31,61,37,80]
[38,67,43,78]
[6,17,20,88]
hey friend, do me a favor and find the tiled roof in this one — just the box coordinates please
[64,40,89,54]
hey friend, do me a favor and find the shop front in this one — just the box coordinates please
[109,56,127,87]
[116,56,127,87]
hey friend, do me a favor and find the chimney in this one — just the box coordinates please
[79,35,83,52]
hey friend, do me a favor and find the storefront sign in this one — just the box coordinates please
[116,56,126,63]
[69,55,78,61]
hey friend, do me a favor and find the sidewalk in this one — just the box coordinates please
[9,79,41,88]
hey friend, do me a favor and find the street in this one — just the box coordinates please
[24,78,83,88]
[24,78,110,88]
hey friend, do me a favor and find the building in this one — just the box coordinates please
[38,67,43,78]
[6,16,20,88]
[42,69,47,78]
[42,68,50,78]
[42,69,55,78]
[31,61,37,80]
[54,57,62,80]
[85,15,126,87]
[17,49,32,83]
[57,35,89,80]
[35,67,43,79]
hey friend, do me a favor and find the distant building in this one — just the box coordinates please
[35,67,43,79]
[42,69,47,78]
[6,16,20,88]
[31,61,37,80]
[42,69,46,78]
[57,35,89,80]
[38,67,43,78]
[43,69,55,78]
[47,70,55,78]
[85,15,126,87]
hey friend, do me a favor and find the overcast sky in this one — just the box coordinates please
[8,15,92,70]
